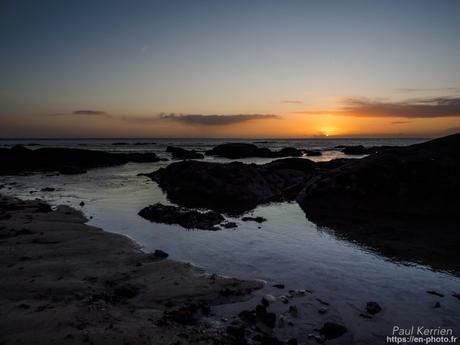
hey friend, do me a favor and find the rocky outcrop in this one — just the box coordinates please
[0,146,160,175]
[147,158,319,215]
[205,143,303,159]
[298,133,460,220]
[338,145,398,155]
[166,146,204,160]
[297,133,460,273]
[138,203,225,230]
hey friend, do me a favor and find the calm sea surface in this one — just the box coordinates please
[1,138,459,344]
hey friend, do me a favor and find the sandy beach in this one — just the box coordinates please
[0,195,262,345]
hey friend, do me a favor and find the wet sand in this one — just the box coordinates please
[0,195,262,345]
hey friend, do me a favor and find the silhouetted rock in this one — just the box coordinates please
[205,143,302,159]
[138,203,225,230]
[366,301,382,314]
[319,322,347,339]
[298,133,460,273]
[241,216,266,223]
[148,158,318,214]
[0,146,160,175]
[166,146,204,160]
[255,304,276,328]
[299,133,460,221]
[338,144,398,155]
[341,145,373,155]
[153,249,169,258]
[59,166,87,175]
[305,150,322,156]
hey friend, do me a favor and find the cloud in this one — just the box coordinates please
[395,87,460,94]
[281,100,303,104]
[48,110,109,117]
[293,97,460,118]
[154,113,279,126]
[72,110,108,115]
[391,121,411,125]
[47,111,278,126]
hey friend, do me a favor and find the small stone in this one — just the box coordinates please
[273,283,285,289]
[318,307,328,314]
[261,294,277,305]
[288,305,298,317]
[278,314,286,328]
[366,301,382,315]
[319,322,347,339]
[433,302,441,308]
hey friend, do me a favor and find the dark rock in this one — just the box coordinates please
[206,143,302,159]
[221,222,238,229]
[297,133,460,273]
[59,166,87,175]
[241,216,266,223]
[366,301,382,314]
[300,134,460,220]
[226,325,245,339]
[112,142,129,146]
[273,283,285,289]
[427,290,444,297]
[288,305,298,317]
[433,302,441,308]
[148,158,318,214]
[452,293,460,300]
[319,322,347,339]
[305,150,322,157]
[0,146,160,175]
[113,284,140,299]
[276,147,303,158]
[41,187,55,192]
[166,146,204,160]
[168,307,196,325]
[79,201,85,207]
[258,336,284,345]
[341,145,373,155]
[255,304,276,328]
[153,249,169,258]
[138,203,224,230]
[239,309,257,324]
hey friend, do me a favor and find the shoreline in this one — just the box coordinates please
[0,195,262,345]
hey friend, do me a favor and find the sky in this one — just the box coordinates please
[1,0,460,138]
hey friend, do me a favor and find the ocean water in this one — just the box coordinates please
[1,138,459,344]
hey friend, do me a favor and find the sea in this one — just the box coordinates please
[1,137,459,344]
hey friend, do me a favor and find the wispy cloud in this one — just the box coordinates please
[391,121,411,125]
[395,87,460,94]
[72,110,108,115]
[293,97,460,118]
[281,100,303,104]
[48,111,278,126]
[49,110,109,117]
[155,113,279,126]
